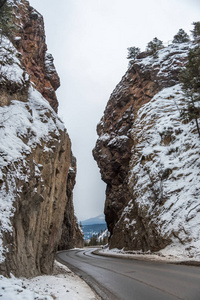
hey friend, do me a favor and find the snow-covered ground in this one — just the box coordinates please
[0,261,99,300]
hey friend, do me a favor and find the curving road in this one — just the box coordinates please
[56,248,200,300]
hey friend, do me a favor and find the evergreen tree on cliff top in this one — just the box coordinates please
[179,22,200,137]
[127,46,141,67]
[146,37,164,58]
[172,29,190,43]
[127,46,141,60]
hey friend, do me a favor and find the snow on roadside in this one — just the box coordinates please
[98,247,200,263]
[0,261,99,300]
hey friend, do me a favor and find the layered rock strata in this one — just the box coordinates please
[0,0,83,278]
[93,42,200,256]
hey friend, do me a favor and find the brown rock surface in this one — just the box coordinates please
[11,0,60,111]
[93,55,161,241]
[58,155,84,250]
[0,97,83,277]
[1,128,71,277]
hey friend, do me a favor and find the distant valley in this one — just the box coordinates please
[82,224,107,240]
[81,214,107,240]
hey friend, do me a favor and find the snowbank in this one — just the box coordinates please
[0,261,99,300]
[98,247,200,263]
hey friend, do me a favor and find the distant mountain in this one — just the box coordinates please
[81,214,106,225]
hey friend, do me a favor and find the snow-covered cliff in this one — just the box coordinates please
[0,0,83,278]
[93,41,200,259]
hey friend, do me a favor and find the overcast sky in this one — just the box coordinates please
[29,0,199,221]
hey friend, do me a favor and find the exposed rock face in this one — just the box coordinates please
[93,42,200,256]
[0,114,71,277]
[0,0,83,278]
[58,155,84,250]
[11,0,60,111]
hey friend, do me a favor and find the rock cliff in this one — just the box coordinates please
[93,42,200,257]
[12,0,59,111]
[0,0,83,278]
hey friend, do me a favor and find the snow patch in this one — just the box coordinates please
[98,133,110,142]
[0,36,28,85]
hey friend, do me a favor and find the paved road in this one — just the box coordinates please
[56,248,200,300]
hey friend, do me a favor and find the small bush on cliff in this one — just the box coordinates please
[172,29,190,44]
[0,0,15,40]
[146,37,164,58]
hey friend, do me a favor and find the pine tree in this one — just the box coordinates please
[0,0,7,9]
[146,37,164,58]
[127,46,141,67]
[191,21,200,41]
[172,29,190,44]
[179,44,200,137]
[89,235,98,246]
[127,47,140,60]
[0,0,15,40]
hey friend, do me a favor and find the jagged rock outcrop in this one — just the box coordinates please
[11,0,60,111]
[0,0,83,278]
[93,42,200,257]
[0,0,59,111]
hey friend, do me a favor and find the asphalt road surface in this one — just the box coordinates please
[56,248,200,300]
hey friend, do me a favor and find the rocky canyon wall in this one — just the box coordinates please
[93,42,200,257]
[0,0,83,278]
